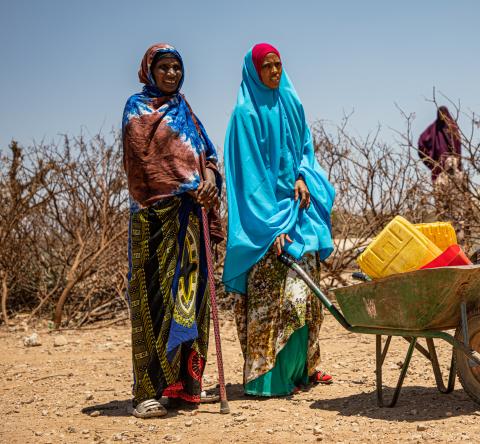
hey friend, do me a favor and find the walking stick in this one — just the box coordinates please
[200,207,230,414]
[183,98,229,413]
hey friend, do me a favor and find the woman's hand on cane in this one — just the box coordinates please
[190,169,219,210]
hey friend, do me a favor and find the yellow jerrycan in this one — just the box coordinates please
[357,216,442,279]
[414,222,457,252]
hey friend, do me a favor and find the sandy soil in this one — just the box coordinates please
[1,311,480,444]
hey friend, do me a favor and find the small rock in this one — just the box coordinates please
[67,426,77,433]
[54,335,68,347]
[41,410,48,416]
[90,410,101,417]
[313,426,322,436]
[85,393,94,401]
[23,333,41,347]
[279,407,287,412]
[184,420,193,427]
[234,415,247,423]
[266,429,274,434]
[410,409,418,415]
[446,411,453,416]
[34,431,43,436]
[163,434,179,442]
[417,424,428,432]
[81,429,90,435]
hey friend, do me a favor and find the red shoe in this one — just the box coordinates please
[310,371,333,385]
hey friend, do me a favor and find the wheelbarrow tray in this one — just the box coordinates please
[332,265,480,331]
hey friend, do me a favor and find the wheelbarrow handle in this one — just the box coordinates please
[277,253,352,330]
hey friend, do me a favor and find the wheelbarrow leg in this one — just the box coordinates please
[403,337,456,393]
[403,337,430,360]
[378,335,392,366]
[425,338,456,393]
[376,335,416,408]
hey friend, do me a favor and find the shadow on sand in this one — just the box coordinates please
[309,386,479,421]
[80,384,480,421]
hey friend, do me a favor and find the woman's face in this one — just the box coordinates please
[260,53,282,89]
[152,56,183,94]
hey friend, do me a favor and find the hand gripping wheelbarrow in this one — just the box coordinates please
[278,254,480,407]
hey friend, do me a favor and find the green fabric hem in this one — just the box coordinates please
[245,325,309,397]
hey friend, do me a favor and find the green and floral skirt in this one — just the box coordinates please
[232,250,324,396]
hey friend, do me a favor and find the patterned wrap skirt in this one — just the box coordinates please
[233,250,324,396]
[127,196,210,404]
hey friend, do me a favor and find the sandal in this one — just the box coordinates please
[310,371,333,385]
[132,399,168,418]
[199,390,220,403]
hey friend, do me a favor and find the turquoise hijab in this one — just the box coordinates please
[222,46,335,294]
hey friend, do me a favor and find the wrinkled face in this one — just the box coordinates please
[260,53,282,89]
[152,56,183,94]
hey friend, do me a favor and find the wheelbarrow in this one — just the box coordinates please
[278,254,480,407]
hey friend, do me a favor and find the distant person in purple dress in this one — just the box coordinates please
[418,106,462,182]
[418,106,470,247]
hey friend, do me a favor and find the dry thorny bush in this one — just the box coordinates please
[0,133,129,328]
[1,99,479,326]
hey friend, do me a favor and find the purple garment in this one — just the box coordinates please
[418,106,462,181]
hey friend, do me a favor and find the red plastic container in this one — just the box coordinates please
[420,244,472,269]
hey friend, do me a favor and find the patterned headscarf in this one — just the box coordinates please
[122,43,223,241]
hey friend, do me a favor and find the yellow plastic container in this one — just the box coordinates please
[414,222,457,252]
[357,216,442,279]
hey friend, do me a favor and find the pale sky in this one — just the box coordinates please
[1,0,479,151]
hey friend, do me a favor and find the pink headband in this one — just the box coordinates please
[252,43,281,77]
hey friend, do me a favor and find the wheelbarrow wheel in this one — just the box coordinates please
[454,306,480,404]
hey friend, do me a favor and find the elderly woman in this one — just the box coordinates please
[222,43,335,397]
[122,43,223,418]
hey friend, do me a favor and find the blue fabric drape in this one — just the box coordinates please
[222,48,335,294]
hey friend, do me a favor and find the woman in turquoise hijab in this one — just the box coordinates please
[223,43,336,396]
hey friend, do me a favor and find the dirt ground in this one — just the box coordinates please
[1,311,480,444]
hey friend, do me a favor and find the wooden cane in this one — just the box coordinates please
[200,207,230,414]
[182,97,229,413]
